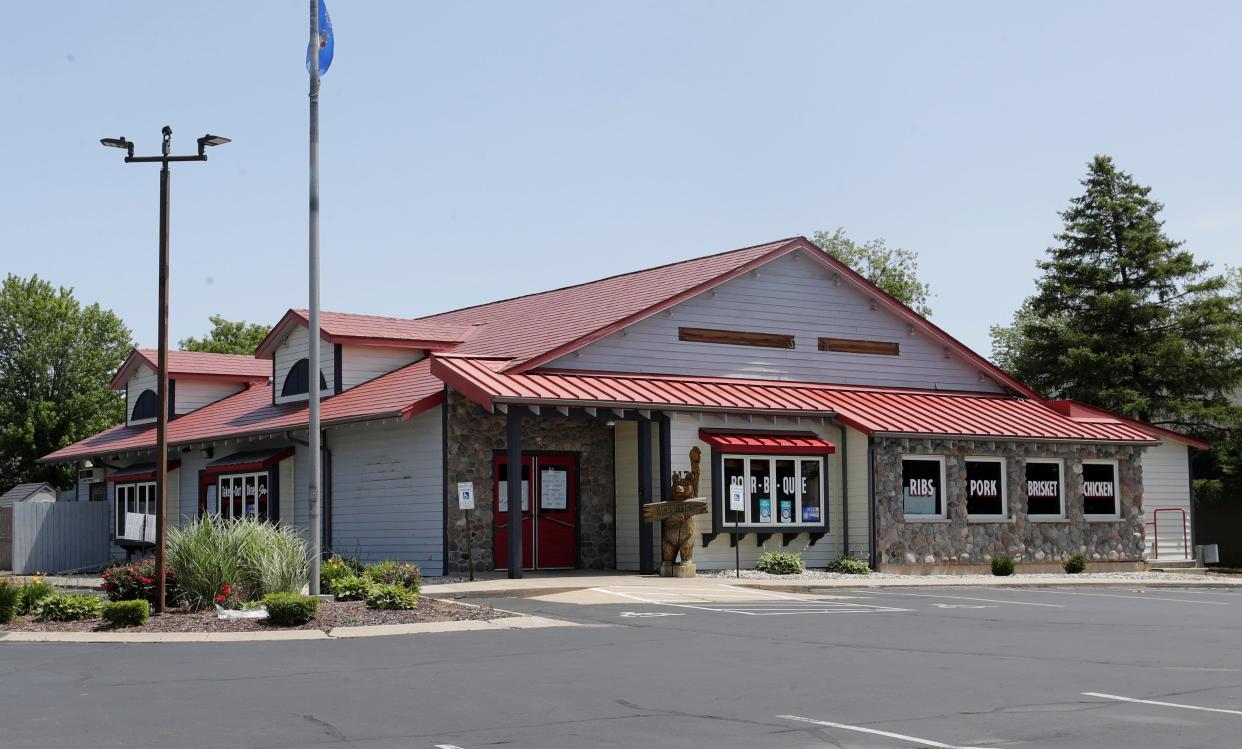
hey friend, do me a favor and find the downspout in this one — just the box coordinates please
[868,436,878,570]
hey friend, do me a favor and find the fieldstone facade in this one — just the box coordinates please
[444,390,616,573]
[875,437,1146,566]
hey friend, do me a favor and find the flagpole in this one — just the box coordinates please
[308,0,322,596]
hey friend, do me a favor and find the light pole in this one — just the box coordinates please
[101,127,229,613]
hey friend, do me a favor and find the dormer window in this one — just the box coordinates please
[281,358,328,398]
[131,390,158,421]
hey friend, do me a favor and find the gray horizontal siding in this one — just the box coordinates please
[274,325,335,405]
[551,250,1004,392]
[339,345,423,390]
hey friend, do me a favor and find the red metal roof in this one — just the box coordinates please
[699,429,837,455]
[111,349,270,389]
[1046,400,1210,450]
[431,357,1158,444]
[45,359,444,463]
[255,310,475,358]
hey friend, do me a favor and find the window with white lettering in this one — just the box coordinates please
[902,456,945,519]
[719,455,825,528]
[1025,460,1064,518]
[965,458,1006,518]
[1082,461,1119,517]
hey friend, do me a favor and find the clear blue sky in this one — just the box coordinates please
[3,1,1239,356]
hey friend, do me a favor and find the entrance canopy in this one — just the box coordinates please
[699,429,836,455]
[431,356,1159,444]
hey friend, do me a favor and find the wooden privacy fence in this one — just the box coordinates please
[7,502,110,575]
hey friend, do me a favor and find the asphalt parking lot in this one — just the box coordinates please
[3,584,1242,748]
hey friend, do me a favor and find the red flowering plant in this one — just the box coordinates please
[99,559,178,606]
[213,583,240,609]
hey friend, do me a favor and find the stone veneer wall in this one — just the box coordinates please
[444,390,616,573]
[874,437,1146,565]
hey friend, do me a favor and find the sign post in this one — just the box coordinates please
[729,484,745,579]
[457,482,475,581]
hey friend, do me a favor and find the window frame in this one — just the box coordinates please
[711,452,828,534]
[1024,458,1066,521]
[964,456,1008,521]
[114,480,156,539]
[901,454,948,521]
[1080,459,1121,520]
[212,471,271,522]
[280,358,329,399]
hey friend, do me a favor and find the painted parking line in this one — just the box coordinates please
[863,591,1064,607]
[591,587,909,615]
[996,588,1231,606]
[1082,692,1242,716]
[779,714,1000,749]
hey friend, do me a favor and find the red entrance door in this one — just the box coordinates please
[493,454,577,570]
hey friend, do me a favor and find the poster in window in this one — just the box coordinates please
[206,485,218,515]
[497,480,530,512]
[902,458,942,516]
[723,458,745,522]
[1082,463,1117,515]
[779,499,793,523]
[965,459,1005,516]
[1025,461,1062,515]
[802,505,820,523]
[540,469,568,510]
[758,498,772,524]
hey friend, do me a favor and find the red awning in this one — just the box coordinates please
[699,429,836,455]
[204,448,295,475]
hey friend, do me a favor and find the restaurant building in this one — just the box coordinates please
[43,236,1207,574]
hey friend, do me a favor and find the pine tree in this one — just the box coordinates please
[999,156,1242,432]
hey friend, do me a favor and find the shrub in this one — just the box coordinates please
[17,578,55,616]
[826,556,872,575]
[320,555,363,593]
[755,550,806,575]
[262,592,320,626]
[331,575,373,601]
[364,560,421,593]
[991,555,1015,576]
[366,583,418,610]
[99,558,178,605]
[0,580,19,623]
[102,600,149,628]
[37,593,103,622]
[167,517,310,610]
[1063,554,1087,574]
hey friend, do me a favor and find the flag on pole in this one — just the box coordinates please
[306,0,334,75]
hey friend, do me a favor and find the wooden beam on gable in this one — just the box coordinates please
[679,326,795,350]
[818,337,900,356]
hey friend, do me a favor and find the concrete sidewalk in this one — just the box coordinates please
[422,570,1242,600]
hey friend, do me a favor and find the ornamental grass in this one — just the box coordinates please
[167,517,310,611]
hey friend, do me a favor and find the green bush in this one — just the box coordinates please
[99,558,178,605]
[331,575,373,601]
[36,593,104,622]
[826,556,872,575]
[320,555,363,593]
[364,560,421,593]
[17,578,55,616]
[0,580,19,623]
[262,592,320,626]
[991,555,1015,576]
[102,600,149,628]
[755,550,806,575]
[1063,554,1087,574]
[167,517,310,610]
[366,583,418,610]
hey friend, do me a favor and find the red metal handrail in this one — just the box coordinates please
[1147,507,1189,561]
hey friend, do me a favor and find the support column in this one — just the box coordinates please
[506,408,523,579]
[637,416,654,573]
[659,413,672,502]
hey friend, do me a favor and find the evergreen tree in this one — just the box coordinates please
[992,156,1242,499]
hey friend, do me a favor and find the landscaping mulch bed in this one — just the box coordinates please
[0,597,510,634]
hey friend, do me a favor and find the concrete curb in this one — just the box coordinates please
[421,575,1242,600]
[0,613,584,645]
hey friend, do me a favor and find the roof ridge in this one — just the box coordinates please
[416,237,801,321]
[291,308,457,325]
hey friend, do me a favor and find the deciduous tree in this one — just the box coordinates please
[811,228,933,316]
[179,315,271,356]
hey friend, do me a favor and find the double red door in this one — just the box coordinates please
[493,454,577,570]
